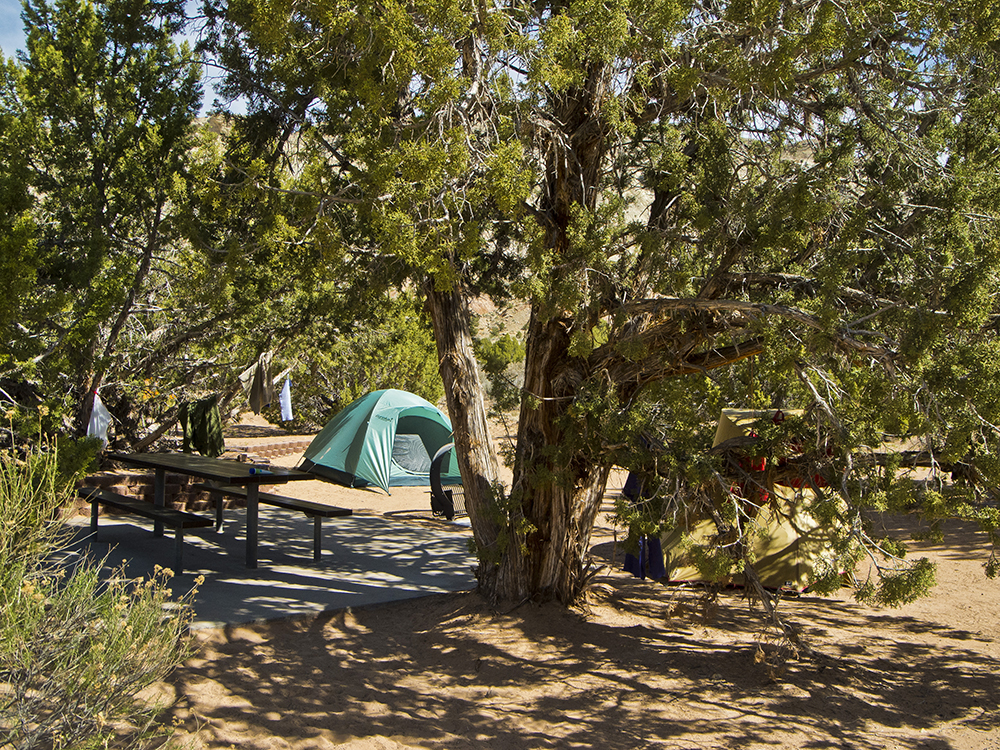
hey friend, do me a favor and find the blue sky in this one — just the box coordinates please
[1,0,26,58]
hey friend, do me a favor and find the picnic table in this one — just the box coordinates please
[99,452,316,568]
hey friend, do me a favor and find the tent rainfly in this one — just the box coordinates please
[299,389,462,494]
[659,409,843,591]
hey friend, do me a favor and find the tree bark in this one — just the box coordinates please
[425,284,614,606]
[509,308,613,603]
[441,65,618,606]
[423,278,528,604]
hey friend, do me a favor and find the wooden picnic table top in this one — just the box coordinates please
[107,452,314,486]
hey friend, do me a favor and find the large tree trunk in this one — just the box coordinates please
[511,308,612,603]
[424,65,617,607]
[425,278,612,606]
[423,278,527,604]
[497,64,615,604]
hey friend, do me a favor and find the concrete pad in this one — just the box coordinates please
[68,507,477,629]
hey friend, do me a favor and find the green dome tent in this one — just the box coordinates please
[299,389,462,494]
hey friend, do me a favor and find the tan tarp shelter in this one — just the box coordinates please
[661,409,841,590]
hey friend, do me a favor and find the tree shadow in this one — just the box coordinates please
[868,514,994,563]
[163,573,1000,749]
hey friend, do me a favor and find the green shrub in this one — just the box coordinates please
[0,446,198,750]
[474,330,526,415]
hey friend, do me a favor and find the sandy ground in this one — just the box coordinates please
[154,416,1000,750]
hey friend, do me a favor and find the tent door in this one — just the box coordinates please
[392,434,431,473]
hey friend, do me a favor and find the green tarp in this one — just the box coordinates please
[300,389,461,494]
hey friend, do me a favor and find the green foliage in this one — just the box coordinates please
[469,479,536,566]
[686,534,744,583]
[855,558,937,608]
[474,328,526,415]
[269,291,444,428]
[1,0,202,437]
[2,403,103,476]
[0,446,196,749]
[0,445,70,566]
[0,59,39,340]
[200,0,1000,607]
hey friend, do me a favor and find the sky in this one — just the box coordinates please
[1,0,26,59]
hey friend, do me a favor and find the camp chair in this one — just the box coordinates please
[430,443,466,521]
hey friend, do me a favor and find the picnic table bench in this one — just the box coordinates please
[193,484,352,561]
[79,487,213,575]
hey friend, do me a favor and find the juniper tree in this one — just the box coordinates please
[203,0,1000,607]
[0,0,201,431]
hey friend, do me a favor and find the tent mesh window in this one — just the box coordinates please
[392,433,432,473]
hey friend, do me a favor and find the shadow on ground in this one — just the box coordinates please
[69,508,477,628]
[165,577,1000,750]
[152,510,1000,749]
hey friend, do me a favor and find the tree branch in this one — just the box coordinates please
[620,298,893,357]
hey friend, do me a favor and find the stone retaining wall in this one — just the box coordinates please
[76,470,228,515]
[227,440,312,460]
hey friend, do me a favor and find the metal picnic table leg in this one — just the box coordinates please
[153,467,165,537]
[210,484,224,531]
[174,527,185,575]
[246,484,259,568]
